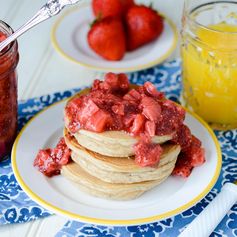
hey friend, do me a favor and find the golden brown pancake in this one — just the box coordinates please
[73,129,173,157]
[64,128,181,184]
[61,162,168,200]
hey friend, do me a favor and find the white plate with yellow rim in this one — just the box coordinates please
[12,99,221,226]
[51,3,178,72]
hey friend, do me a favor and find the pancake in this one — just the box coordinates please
[65,116,173,157]
[64,128,181,183]
[73,129,173,157]
[61,162,168,200]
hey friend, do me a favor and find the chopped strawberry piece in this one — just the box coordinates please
[172,124,192,151]
[103,72,129,93]
[188,135,205,167]
[123,89,141,102]
[172,135,205,178]
[172,160,192,178]
[92,79,101,91]
[129,114,145,135]
[123,114,136,127]
[51,138,71,165]
[191,134,202,147]
[123,93,135,101]
[118,73,130,91]
[129,89,141,100]
[65,97,82,119]
[34,150,59,177]
[134,141,163,167]
[78,98,99,124]
[65,97,83,133]
[34,138,71,177]
[190,147,205,167]
[86,109,111,132]
[112,103,125,115]
[104,72,119,89]
[144,82,164,99]
[140,96,161,122]
[66,97,82,111]
[67,120,81,134]
[85,99,100,115]
[34,149,51,167]
[145,120,156,137]
[162,100,186,122]
[156,100,185,135]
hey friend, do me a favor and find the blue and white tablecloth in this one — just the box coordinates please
[0,59,236,236]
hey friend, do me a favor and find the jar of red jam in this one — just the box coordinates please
[0,21,19,161]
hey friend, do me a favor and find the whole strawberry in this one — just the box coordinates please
[92,0,134,19]
[88,17,126,61]
[125,5,164,51]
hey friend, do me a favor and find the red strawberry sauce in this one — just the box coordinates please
[65,73,205,175]
[34,138,71,177]
[34,73,205,178]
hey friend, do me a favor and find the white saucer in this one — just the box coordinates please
[51,3,178,72]
[12,100,221,226]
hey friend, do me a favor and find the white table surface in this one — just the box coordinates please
[0,0,184,236]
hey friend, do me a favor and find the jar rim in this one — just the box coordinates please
[184,0,237,35]
[0,20,18,56]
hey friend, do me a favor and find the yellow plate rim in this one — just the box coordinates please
[50,3,178,72]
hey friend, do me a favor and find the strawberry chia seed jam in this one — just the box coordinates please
[34,73,205,178]
[34,138,71,177]
[0,21,19,161]
[64,73,205,175]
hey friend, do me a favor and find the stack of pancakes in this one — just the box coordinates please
[62,117,181,200]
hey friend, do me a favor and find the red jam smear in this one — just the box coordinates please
[34,138,71,177]
[64,72,205,174]
[0,30,19,160]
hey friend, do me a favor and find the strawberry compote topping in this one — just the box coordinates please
[172,135,205,177]
[64,72,205,174]
[34,138,71,177]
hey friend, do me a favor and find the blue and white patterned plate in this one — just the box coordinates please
[11,98,221,226]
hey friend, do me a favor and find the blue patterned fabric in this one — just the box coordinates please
[0,59,236,236]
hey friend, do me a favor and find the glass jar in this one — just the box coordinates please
[181,0,237,129]
[0,21,19,161]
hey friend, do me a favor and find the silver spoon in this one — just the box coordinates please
[0,0,82,52]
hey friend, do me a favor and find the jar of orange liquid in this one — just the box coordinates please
[181,0,237,129]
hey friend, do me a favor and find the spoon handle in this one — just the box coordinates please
[179,182,237,237]
[0,0,81,52]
